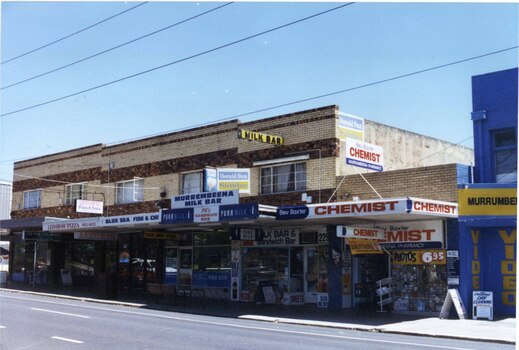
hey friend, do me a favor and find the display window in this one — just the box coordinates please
[65,242,95,286]
[192,230,231,288]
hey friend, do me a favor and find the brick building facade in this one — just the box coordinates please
[3,104,473,314]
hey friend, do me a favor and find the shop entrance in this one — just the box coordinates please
[304,246,328,303]
[179,247,192,290]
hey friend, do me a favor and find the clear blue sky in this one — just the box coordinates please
[1,1,518,182]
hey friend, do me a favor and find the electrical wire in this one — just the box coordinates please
[0,2,355,118]
[1,2,234,90]
[1,2,149,65]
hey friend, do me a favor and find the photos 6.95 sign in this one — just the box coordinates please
[345,139,384,172]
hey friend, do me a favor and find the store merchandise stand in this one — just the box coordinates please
[376,277,393,313]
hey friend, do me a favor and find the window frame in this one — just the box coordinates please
[181,171,203,194]
[64,182,86,205]
[260,162,307,195]
[115,178,144,205]
[493,129,517,184]
[23,189,42,209]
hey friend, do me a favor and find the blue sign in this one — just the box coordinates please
[219,203,258,221]
[193,271,230,288]
[276,205,309,220]
[161,208,194,224]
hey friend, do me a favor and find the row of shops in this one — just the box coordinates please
[2,193,458,315]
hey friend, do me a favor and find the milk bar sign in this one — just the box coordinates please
[172,190,238,209]
[238,129,283,145]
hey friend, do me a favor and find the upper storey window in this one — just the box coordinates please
[116,178,144,204]
[23,190,41,209]
[65,183,86,205]
[261,162,307,194]
[182,171,203,194]
[494,129,517,183]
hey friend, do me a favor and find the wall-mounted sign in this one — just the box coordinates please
[376,220,444,250]
[409,198,457,217]
[103,213,160,226]
[447,250,460,286]
[391,250,446,265]
[458,188,517,216]
[194,206,219,223]
[306,199,408,219]
[219,203,258,221]
[22,231,61,241]
[161,208,194,224]
[257,228,300,246]
[338,113,364,141]
[144,232,186,240]
[336,226,385,240]
[277,205,309,220]
[345,139,384,172]
[171,190,238,209]
[230,228,264,241]
[204,168,218,192]
[44,218,100,231]
[76,199,103,214]
[238,129,283,145]
[217,168,250,194]
[74,232,118,241]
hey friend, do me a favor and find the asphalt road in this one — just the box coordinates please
[0,292,513,350]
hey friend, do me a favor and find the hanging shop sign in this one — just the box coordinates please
[376,220,444,250]
[408,198,457,217]
[204,168,218,192]
[237,128,283,145]
[348,238,382,255]
[103,213,160,226]
[336,226,386,240]
[22,231,61,241]
[219,203,258,221]
[391,250,446,265]
[345,139,384,172]
[458,187,517,216]
[43,217,101,231]
[217,168,251,194]
[171,190,239,209]
[75,199,104,214]
[74,231,118,241]
[161,208,194,224]
[338,113,364,141]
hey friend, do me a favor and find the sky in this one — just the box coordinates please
[0,1,518,184]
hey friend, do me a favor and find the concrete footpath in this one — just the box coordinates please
[0,287,515,345]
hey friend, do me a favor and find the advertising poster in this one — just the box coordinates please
[217,168,250,194]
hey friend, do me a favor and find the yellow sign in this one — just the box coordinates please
[391,250,446,265]
[238,129,283,145]
[459,188,517,216]
[144,232,183,240]
[348,238,382,255]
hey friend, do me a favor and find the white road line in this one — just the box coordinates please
[51,336,84,344]
[31,307,91,318]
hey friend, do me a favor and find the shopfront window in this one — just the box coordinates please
[193,231,230,288]
[242,247,289,301]
[392,261,447,313]
[65,242,94,286]
[164,244,178,285]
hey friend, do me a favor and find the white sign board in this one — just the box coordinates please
[336,226,385,240]
[193,206,219,223]
[44,217,101,231]
[76,199,104,214]
[473,291,493,320]
[171,190,239,209]
[217,168,250,194]
[345,139,384,172]
[103,213,161,226]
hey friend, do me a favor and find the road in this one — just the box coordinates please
[0,292,513,350]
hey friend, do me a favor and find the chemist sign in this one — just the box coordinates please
[345,139,384,172]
